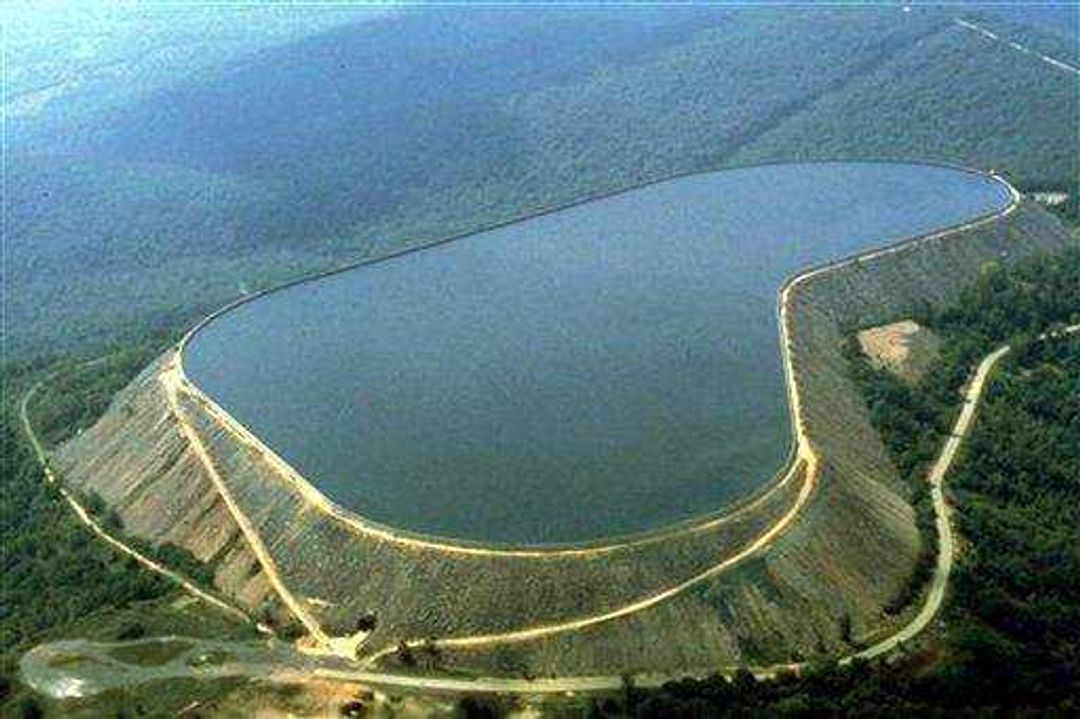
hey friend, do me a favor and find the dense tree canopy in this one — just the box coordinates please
[8,7,1077,360]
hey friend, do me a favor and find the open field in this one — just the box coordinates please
[857,320,941,384]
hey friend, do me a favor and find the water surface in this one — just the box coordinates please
[185,163,1009,544]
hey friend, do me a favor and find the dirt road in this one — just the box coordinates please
[28,324,1074,701]
[846,344,1010,662]
[18,375,249,623]
[19,174,1031,693]
[955,18,1080,77]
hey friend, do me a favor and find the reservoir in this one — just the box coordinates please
[184,162,1011,544]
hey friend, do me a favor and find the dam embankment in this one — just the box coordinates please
[47,166,1074,675]
[181,162,1010,545]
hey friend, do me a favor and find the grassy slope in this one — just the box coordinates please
[7,7,1077,360]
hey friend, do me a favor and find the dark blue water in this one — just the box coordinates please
[184,163,1009,544]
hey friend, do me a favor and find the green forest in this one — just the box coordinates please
[8,6,1077,360]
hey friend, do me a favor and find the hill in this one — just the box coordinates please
[6,5,1078,359]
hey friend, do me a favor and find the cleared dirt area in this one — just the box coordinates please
[1031,191,1068,206]
[858,319,942,383]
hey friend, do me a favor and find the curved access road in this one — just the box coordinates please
[18,374,250,624]
[29,325,1078,702]
[847,321,1079,664]
[845,344,1008,663]
[23,323,1071,699]
[21,175,1023,668]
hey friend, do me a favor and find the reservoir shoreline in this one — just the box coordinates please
[177,160,1014,547]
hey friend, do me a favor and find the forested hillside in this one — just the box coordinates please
[7,6,1078,359]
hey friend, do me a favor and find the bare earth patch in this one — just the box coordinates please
[857,320,941,384]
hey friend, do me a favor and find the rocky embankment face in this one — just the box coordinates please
[54,202,1074,676]
[52,359,275,611]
